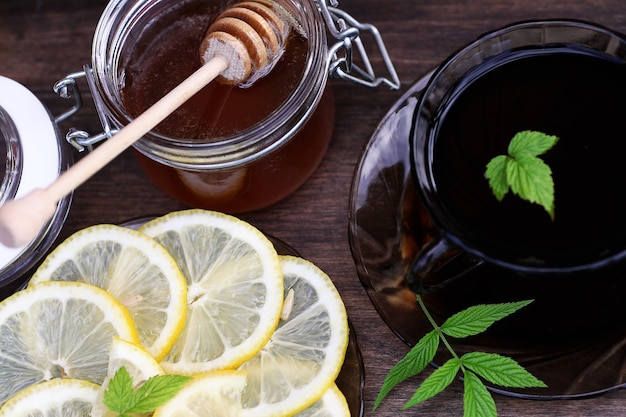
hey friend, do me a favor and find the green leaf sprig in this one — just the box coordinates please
[103,366,191,417]
[374,297,546,417]
[485,130,559,219]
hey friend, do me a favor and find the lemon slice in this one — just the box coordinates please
[29,224,187,361]
[0,379,99,417]
[295,384,350,417]
[0,281,139,405]
[92,337,165,417]
[237,255,349,417]
[153,370,247,416]
[139,209,284,374]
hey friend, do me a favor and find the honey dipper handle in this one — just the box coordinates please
[0,56,229,248]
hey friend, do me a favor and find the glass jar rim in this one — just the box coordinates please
[91,0,329,169]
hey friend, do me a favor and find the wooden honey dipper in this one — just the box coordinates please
[0,1,289,248]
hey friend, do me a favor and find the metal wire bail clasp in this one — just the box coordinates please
[316,0,400,90]
[53,66,118,152]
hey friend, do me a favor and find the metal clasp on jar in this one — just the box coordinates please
[53,66,119,152]
[316,0,400,90]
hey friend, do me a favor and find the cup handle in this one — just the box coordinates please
[406,235,484,294]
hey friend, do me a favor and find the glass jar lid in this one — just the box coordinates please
[0,75,71,294]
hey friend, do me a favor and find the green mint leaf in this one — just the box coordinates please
[124,374,192,413]
[508,130,558,157]
[485,155,510,201]
[461,352,547,388]
[376,297,545,414]
[485,130,558,219]
[463,371,497,417]
[103,366,191,416]
[506,153,555,219]
[440,300,533,338]
[404,358,461,409]
[103,367,134,413]
[374,330,439,410]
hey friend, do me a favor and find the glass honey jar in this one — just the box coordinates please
[56,0,399,213]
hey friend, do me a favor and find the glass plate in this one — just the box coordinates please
[122,216,364,416]
[348,73,626,399]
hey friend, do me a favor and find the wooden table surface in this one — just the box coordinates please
[1,0,626,416]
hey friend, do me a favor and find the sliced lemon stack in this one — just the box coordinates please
[0,379,99,417]
[29,224,187,361]
[0,281,139,405]
[0,209,351,416]
[139,209,284,374]
[238,255,350,417]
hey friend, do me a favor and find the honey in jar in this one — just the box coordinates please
[90,0,336,213]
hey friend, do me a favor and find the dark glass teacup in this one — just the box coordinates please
[407,20,626,341]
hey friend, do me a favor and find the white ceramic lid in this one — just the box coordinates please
[0,75,63,275]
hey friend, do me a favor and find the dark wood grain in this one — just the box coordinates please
[1,0,625,416]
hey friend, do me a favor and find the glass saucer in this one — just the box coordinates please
[122,216,364,416]
[348,73,626,399]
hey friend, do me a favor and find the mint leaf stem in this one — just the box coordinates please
[416,295,460,362]
[375,296,546,416]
